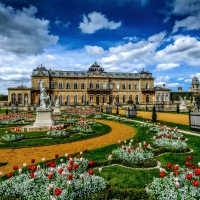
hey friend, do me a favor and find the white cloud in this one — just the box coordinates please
[123,36,139,42]
[155,63,180,71]
[184,79,192,82]
[148,31,166,43]
[0,3,58,55]
[167,83,183,88]
[177,78,184,80]
[54,17,61,26]
[85,45,105,56]
[63,22,71,28]
[155,76,170,82]
[79,12,121,34]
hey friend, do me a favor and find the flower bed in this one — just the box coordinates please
[0,156,106,200]
[1,132,24,143]
[147,156,200,200]
[47,126,69,138]
[112,140,154,163]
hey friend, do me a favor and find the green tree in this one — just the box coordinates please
[146,104,148,111]
[152,105,157,122]
[127,99,134,105]
[177,103,179,113]
[116,105,119,115]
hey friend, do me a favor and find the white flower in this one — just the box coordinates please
[69,158,73,161]
[65,153,68,157]
[50,196,56,200]
[23,163,26,167]
[80,151,83,155]
[79,174,85,179]
[61,171,66,177]
[37,165,40,170]
[124,140,126,144]
[0,172,2,176]
[175,182,180,188]
[80,157,83,162]
[108,154,112,160]
[60,159,63,163]
[130,139,133,143]
[198,162,200,167]
[42,158,45,162]
[49,184,54,190]
[99,167,102,173]
[50,168,54,173]
[18,168,22,174]
[67,180,71,186]
[62,163,66,168]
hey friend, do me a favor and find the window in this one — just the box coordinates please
[129,83,132,90]
[146,82,149,89]
[51,81,55,89]
[11,94,16,104]
[96,82,100,89]
[66,95,70,104]
[109,94,113,103]
[74,82,78,89]
[136,95,139,104]
[59,95,62,105]
[146,94,150,103]
[109,82,113,89]
[51,94,55,104]
[59,82,63,89]
[74,95,78,103]
[102,82,106,89]
[129,95,132,101]
[66,82,70,89]
[18,93,22,104]
[116,82,119,90]
[38,80,41,88]
[81,82,85,89]
[90,82,93,89]
[38,94,41,105]
[135,83,138,90]
[162,93,164,102]
[81,95,85,103]
[90,94,93,102]
[166,93,169,101]
[122,83,126,90]
[123,95,126,103]
[96,94,100,105]
[102,94,106,103]
[116,95,119,103]
[157,93,160,102]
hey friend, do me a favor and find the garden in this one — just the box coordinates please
[0,108,199,199]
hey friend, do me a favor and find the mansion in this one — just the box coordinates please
[8,62,172,106]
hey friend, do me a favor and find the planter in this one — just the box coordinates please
[125,107,136,118]
[106,107,112,114]
[189,112,200,131]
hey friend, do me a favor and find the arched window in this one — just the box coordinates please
[81,95,85,103]
[146,94,150,103]
[116,82,119,90]
[66,82,70,89]
[96,82,100,89]
[81,82,85,89]
[136,95,139,104]
[157,93,160,102]
[90,82,93,89]
[11,94,16,104]
[51,81,55,89]
[59,82,63,89]
[18,93,22,104]
[102,94,106,103]
[135,83,139,90]
[146,82,149,89]
[90,94,93,102]
[102,82,106,89]
[116,95,119,103]
[74,82,78,89]
[58,94,62,105]
[109,82,113,89]
[123,95,126,103]
[109,94,113,103]
[129,94,132,101]
[66,95,70,104]
[51,94,55,104]
[129,83,132,90]
[74,95,78,103]
[162,93,164,102]
[122,83,126,90]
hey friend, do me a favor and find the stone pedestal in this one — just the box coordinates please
[180,104,187,110]
[34,109,54,127]
[53,106,61,114]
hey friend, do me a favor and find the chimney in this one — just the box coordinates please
[163,84,165,88]
[178,87,182,92]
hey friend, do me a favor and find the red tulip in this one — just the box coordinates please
[69,160,74,165]
[194,168,200,176]
[30,172,36,178]
[58,168,63,174]
[48,174,53,179]
[167,163,172,168]
[55,154,59,158]
[13,165,18,170]
[54,188,62,196]
[145,142,149,147]
[159,172,165,178]
[89,160,94,166]
[31,166,37,171]
[84,149,88,153]
[186,173,193,180]
[31,159,35,163]
[173,165,179,171]
[67,165,73,171]
[190,164,196,169]
[123,147,126,150]
[88,169,94,175]
[185,161,191,166]
[192,180,199,187]
[128,149,131,153]
[187,155,193,160]
[136,139,139,142]
[73,163,79,169]
[68,174,73,180]
[51,162,56,168]
[7,173,13,178]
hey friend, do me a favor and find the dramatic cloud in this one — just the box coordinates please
[85,45,105,56]
[155,63,180,71]
[0,3,58,55]
[79,12,121,34]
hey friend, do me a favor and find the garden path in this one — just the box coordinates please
[0,120,135,175]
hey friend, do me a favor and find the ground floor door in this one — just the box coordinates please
[96,94,100,105]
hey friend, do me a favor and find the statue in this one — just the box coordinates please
[24,97,28,105]
[113,98,116,106]
[55,99,59,107]
[39,80,51,109]
[179,96,185,106]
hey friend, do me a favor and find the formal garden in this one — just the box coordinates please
[0,107,199,199]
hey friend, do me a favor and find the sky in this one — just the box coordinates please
[0,0,200,94]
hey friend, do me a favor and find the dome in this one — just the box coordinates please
[88,62,104,72]
[192,76,199,84]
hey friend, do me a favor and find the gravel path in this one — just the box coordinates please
[0,120,135,175]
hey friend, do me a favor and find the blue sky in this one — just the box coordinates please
[0,0,200,94]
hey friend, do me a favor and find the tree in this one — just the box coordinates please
[127,99,134,105]
[177,103,179,113]
[146,104,148,111]
[152,105,157,122]
[116,105,119,115]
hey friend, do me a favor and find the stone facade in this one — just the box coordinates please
[7,62,172,106]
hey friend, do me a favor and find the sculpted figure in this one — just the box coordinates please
[39,81,51,109]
